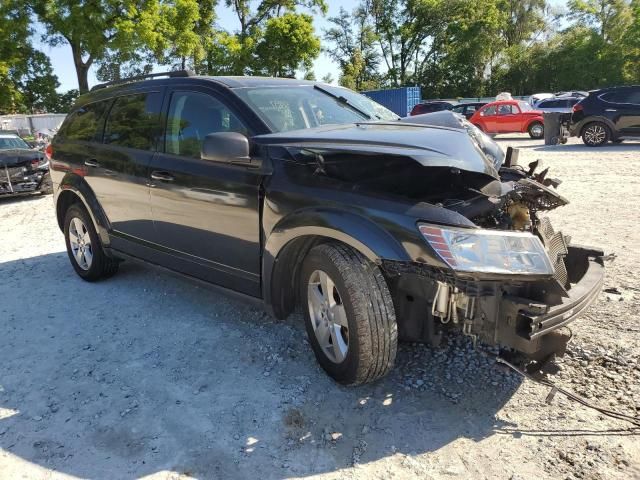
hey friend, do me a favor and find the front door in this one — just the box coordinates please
[495,104,520,132]
[148,88,263,296]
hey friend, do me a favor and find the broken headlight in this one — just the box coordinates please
[418,224,554,275]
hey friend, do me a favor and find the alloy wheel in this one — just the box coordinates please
[68,217,93,271]
[307,270,349,363]
[584,125,606,145]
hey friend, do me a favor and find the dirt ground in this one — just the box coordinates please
[0,135,639,480]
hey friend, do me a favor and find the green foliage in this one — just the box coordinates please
[0,0,61,113]
[31,0,205,92]
[324,7,381,90]
[255,13,321,76]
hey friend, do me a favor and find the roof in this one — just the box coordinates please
[198,76,321,88]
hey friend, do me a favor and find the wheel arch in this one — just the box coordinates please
[579,117,615,137]
[263,209,410,319]
[55,173,111,247]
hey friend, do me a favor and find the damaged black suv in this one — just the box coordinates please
[50,72,605,385]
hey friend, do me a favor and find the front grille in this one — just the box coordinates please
[538,217,569,288]
[514,178,569,211]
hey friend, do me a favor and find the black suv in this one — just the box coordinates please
[50,72,605,385]
[570,85,640,146]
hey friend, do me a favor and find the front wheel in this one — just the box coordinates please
[528,122,544,139]
[582,122,610,146]
[301,243,397,385]
[64,204,119,281]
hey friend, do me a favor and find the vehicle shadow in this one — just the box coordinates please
[0,252,522,479]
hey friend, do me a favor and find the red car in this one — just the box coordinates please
[469,100,545,139]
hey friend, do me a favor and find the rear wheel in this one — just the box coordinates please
[64,204,119,281]
[582,122,610,146]
[301,243,397,385]
[528,121,544,139]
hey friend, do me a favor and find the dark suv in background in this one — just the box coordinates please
[570,85,640,146]
[49,72,605,386]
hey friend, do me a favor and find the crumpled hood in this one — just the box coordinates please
[253,122,500,180]
[0,148,43,168]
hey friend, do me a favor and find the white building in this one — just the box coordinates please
[0,114,67,135]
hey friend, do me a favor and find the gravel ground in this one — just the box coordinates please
[0,135,639,479]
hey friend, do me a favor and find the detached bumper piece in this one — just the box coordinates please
[0,165,46,195]
[497,245,605,359]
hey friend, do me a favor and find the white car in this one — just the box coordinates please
[529,93,554,106]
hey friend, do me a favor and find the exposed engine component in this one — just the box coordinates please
[507,202,531,230]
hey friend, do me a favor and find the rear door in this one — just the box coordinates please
[600,89,640,136]
[147,87,263,295]
[88,89,164,240]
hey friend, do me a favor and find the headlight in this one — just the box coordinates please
[418,224,554,275]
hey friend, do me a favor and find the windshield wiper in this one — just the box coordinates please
[313,85,372,120]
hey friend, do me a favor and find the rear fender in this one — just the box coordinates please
[525,117,544,132]
[56,173,111,246]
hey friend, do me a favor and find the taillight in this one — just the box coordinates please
[572,103,583,113]
[44,144,53,160]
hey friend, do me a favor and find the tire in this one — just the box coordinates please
[581,122,610,147]
[300,243,397,385]
[528,121,544,139]
[63,204,119,281]
[39,172,53,195]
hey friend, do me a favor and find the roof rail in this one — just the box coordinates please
[90,70,195,91]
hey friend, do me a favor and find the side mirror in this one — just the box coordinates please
[201,132,251,164]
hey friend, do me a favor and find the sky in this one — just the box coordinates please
[34,0,566,92]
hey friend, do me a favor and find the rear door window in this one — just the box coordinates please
[62,101,111,142]
[103,92,163,151]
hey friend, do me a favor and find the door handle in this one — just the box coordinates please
[84,159,99,168]
[151,171,175,182]
[605,109,617,112]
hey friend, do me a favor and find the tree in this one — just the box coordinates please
[324,7,381,90]
[212,0,327,75]
[321,72,335,84]
[254,13,321,76]
[31,0,204,93]
[0,0,61,113]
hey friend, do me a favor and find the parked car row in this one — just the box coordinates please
[408,85,639,145]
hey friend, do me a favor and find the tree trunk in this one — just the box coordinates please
[70,42,92,93]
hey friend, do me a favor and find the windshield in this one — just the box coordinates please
[0,135,30,150]
[235,85,399,133]
[519,101,533,111]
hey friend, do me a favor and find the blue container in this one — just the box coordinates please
[361,87,421,117]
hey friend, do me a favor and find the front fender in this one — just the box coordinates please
[262,207,411,316]
[56,173,111,246]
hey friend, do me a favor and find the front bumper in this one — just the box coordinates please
[496,245,605,357]
[0,164,48,195]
